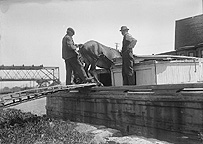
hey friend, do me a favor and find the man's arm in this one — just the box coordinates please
[66,36,77,50]
[126,34,137,49]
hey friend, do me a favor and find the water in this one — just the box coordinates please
[9,97,46,116]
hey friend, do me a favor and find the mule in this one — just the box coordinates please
[78,40,121,86]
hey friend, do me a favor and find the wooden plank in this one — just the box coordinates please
[133,54,198,60]
[0,83,97,108]
[91,83,203,94]
[113,54,200,65]
[151,83,203,90]
[91,87,152,92]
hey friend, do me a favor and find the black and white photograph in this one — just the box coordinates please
[0,0,203,143]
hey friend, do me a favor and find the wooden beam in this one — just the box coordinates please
[91,83,203,94]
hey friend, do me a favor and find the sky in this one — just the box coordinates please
[0,0,202,86]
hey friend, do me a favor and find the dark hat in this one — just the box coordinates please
[67,27,75,35]
[120,26,129,31]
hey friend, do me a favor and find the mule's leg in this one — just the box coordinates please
[84,63,91,78]
[89,64,104,86]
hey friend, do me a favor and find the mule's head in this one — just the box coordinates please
[78,44,84,49]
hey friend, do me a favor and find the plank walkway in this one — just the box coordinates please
[0,83,97,108]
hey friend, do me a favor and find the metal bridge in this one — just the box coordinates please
[0,64,97,108]
[0,65,60,87]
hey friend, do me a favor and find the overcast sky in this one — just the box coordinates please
[0,0,202,85]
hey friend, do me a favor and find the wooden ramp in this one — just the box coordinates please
[0,83,97,108]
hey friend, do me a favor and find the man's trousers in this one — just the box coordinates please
[122,50,135,85]
[65,57,87,85]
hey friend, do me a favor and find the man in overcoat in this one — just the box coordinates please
[62,27,92,85]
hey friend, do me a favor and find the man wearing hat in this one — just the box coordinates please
[62,27,92,85]
[120,26,137,85]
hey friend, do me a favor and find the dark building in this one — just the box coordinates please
[159,14,203,57]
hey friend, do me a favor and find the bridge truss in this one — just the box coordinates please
[0,65,60,87]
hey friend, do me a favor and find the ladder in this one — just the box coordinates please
[0,83,97,108]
